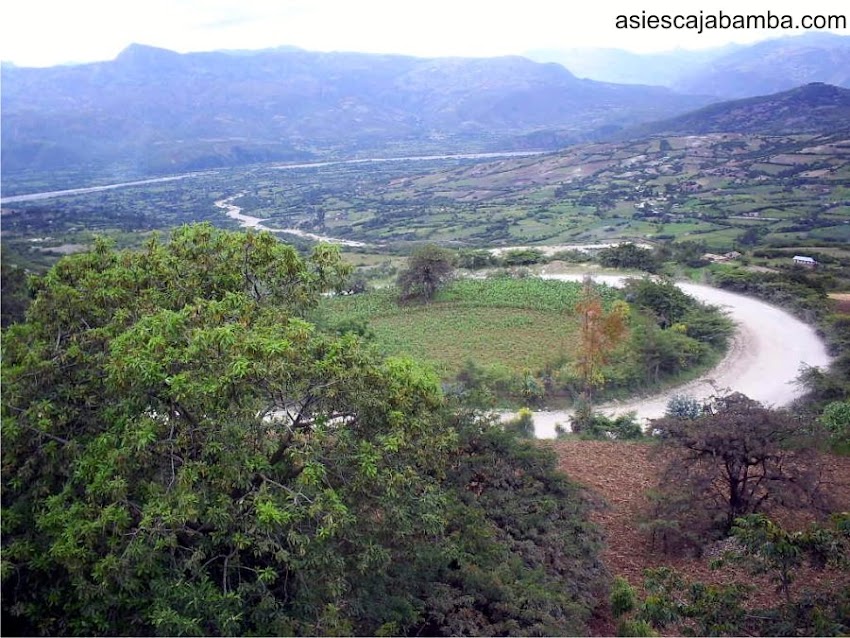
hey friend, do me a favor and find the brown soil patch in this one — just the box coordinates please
[545,440,850,635]
[829,293,850,314]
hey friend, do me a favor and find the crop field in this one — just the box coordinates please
[321,278,612,377]
[320,274,731,408]
[4,131,849,273]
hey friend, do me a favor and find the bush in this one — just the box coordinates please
[821,400,850,452]
[456,248,498,270]
[597,243,660,273]
[503,408,536,439]
[665,394,702,420]
[502,248,545,266]
[610,577,637,618]
[574,410,644,441]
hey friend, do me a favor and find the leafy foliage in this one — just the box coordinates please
[820,400,850,451]
[0,250,30,328]
[425,422,606,636]
[396,244,456,302]
[618,515,850,636]
[572,278,630,429]
[1,225,604,636]
[726,513,850,603]
[597,244,661,273]
[566,409,644,441]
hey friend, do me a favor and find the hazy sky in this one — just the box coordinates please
[1,0,847,66]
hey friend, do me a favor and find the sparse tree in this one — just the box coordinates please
[396,244,455,302]
[572,278,629,431]
[650,394,827,547]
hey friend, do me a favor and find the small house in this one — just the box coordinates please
[793,255,817,268]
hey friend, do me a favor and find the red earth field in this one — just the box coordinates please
[547,440,850,635]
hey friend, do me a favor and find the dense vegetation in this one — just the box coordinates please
[2,67,848,637]
[1,225,606,636]
[321,273,731,409]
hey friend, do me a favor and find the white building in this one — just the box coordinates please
[793,255,817,268]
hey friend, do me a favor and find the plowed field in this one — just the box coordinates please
[547,440,850,635]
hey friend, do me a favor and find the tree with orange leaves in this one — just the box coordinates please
[572,277,630,432]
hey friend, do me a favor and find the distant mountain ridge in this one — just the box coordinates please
[673,33,850,98]
[524,46,737,87]
[622,83,850,137]
[1,44,713,187]
[528,33,850,97]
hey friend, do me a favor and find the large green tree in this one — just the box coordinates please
[2,224,603,636]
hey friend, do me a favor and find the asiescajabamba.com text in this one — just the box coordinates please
[615,10,846,34]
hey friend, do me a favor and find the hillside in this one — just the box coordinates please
[5,127,848,260]
[552,440,850,635]
[624,83,850,137]
[529,33,850,96]
[1,44,713,187]
[673,32,850,98]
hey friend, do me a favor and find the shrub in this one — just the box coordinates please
[503,408,536,439]
[665,394,702,420]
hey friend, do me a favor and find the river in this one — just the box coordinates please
[214,193,368,247]
[1,151,545,204]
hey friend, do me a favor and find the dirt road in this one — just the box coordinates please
[515,273,832,438]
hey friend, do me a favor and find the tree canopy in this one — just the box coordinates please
[648,394,827,552]
[1,224,603,636]
[396,244,456,302]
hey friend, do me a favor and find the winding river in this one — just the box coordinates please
[214,193,369,247]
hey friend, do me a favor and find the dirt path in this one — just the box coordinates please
[208,202,835,437]
[517,272,832,438]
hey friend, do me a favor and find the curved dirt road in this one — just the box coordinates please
[514,273,832,438]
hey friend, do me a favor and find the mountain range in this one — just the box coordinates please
[3,34,850,192]
[1,44,712,184]
[527,32,850,97]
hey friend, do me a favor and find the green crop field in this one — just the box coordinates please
[321,278,615,376]
[318,275,729,409]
